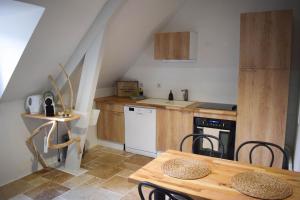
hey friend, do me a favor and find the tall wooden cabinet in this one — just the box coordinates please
[240,10,292,69]
[236,10,292,168]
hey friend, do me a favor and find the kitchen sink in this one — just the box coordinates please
[137,98,195,108]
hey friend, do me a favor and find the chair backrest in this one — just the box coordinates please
[235,141,289,169]
[180,133,225,158]
[138,182,193,200]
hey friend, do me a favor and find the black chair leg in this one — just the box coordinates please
[154,191,165,200]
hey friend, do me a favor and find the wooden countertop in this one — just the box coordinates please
[129,150,300,200]
[94,96,237,120]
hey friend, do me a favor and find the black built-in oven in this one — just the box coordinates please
[193,117,236,160]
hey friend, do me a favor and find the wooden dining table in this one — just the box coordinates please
[129,150,300,200]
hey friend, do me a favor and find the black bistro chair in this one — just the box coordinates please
[138,182,193,200]
[180,133,225,158]
[235,141,289,169]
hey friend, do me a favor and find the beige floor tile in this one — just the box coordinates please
[0,145,154,200]
[99,147,124,155]
[51,196,65,200]
[62,173,94,189]
[59,186,122,200]
[102,176,136,195]
[118,162,142,171]
[87,163,123,179]
[42,169,74,184]
[9,194,33,200]
[82,153,125,170]
[81,152,99,164]
[24,182,69,200]
[87,145,103,152]
[120,152,134,158]
[0,179,33,200]
[95,153,126,165]
[20,168,53,182]
[99,147,134,158]
[121,185,152,200]
[26,177,49,187]
[116,169,135,178]
[125,155,153,166]
[81,177,105,189]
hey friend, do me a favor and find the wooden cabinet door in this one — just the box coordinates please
[236,69,289,167]
[96,103,125,144]
[240,10,292,69]
[154,32,190,60]
[156,109,193,151]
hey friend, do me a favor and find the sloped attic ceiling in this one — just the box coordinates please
[98,0,185,88]
[1,0,107,102]
[0,0,44,98]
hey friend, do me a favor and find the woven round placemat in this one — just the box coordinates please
[231,172,293,200]
[161,158,211,180]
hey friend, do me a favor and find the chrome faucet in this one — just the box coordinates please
[181,89,188,101]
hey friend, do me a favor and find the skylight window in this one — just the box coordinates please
[0,0,44,98]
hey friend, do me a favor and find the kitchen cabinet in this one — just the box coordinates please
[236,69,289,167]
[94,96,237,153]
[156,109,193,152]
[97,103,125,143]
[236,10,292,168]
[154,32,197,60]
[240,10,292,69]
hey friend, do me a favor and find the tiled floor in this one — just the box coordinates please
[0,145,153,200]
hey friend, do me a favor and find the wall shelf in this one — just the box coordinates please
[22,113,80,122]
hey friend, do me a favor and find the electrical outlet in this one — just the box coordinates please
[157,83,161,88]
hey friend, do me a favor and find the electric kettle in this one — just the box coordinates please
[25,95,43,114]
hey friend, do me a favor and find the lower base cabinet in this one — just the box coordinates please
[97,103,125,144]
[96,102,194,151]
[156,109,193,152]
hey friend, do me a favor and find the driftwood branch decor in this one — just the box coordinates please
[59,63,74,112]
[25,64,80,168]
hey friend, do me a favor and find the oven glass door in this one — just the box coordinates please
[193,126,230,158]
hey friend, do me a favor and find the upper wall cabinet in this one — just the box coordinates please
[154,32,197,60]
[240,10,292,69]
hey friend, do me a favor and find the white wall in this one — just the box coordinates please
[123,0,298,104]
[98,0,185,88]
[0,100,62,186]
[0,100,32,186]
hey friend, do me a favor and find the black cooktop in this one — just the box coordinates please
[197,102,237,111]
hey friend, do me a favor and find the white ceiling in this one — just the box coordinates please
[1,0,107,102]
[98,0,185,88]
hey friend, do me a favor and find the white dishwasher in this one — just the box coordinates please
[124,106,157,157]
